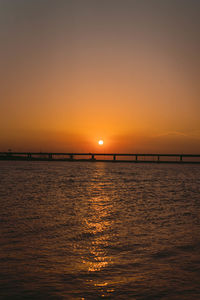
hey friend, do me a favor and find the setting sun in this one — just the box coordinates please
[98,140,104,146]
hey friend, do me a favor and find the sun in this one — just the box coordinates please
[98,140,104,145]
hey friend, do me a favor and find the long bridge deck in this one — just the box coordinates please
[0,152,200,163]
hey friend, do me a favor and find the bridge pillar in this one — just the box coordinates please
[157,155,160,162]
[180,155,183,162]
[49,154,53,160]
[91,154,95,160]
[70,154,74,160]
[113,155,116,161]
[27,153,32,159]
[135,155,138,162]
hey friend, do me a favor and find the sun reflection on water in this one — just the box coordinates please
[81,193,115,295]
[82,195,113,271]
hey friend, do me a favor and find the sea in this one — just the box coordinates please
[0,161,200,299]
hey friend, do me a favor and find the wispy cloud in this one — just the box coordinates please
[154,131,200,140]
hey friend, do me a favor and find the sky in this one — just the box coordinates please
[0,0,200,153]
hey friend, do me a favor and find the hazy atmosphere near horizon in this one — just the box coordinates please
[0,0,200,153]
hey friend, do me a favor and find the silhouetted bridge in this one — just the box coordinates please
[0,152,200,163]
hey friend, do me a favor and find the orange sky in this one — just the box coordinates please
[0,0,200,153]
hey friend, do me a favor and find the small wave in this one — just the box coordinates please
[151,249,177,260]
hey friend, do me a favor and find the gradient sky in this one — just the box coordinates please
[0,0,200,153]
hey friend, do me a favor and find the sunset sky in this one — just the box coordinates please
[0,0,200,153]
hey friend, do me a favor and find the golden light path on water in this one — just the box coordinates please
[81,167,115,296]
[73,163,113,297]
[79,175,144,297]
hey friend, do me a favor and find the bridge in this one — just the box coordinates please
[0,152,200,163]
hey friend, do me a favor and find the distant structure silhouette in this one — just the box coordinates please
[0,152,200,163]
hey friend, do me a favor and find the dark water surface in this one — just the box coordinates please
[0,161,200,299]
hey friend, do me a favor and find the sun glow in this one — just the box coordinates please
[98,140,104,145]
